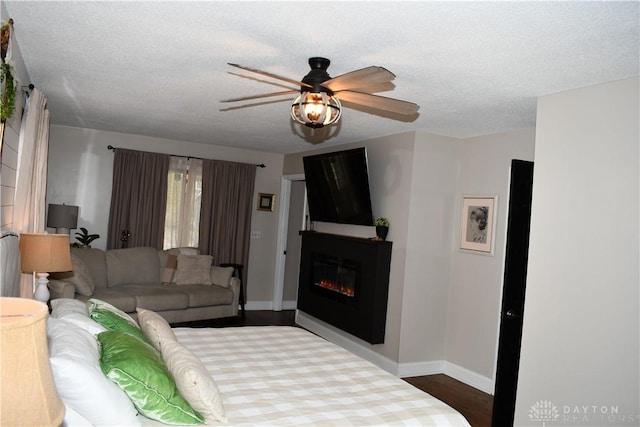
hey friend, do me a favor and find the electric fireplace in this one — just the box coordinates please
[311,254,359,300]
[297,232,392,344]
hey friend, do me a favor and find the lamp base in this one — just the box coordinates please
[33,273,50,303]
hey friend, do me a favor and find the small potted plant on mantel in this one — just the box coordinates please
[374,217,390,241]
[73,227,100,248]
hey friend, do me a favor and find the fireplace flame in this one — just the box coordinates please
[315,279,355,297]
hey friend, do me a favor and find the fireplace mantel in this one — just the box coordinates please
[297,231,392,344]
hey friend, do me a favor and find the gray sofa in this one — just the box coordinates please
[49,246,240,324]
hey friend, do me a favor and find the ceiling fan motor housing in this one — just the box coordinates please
[301,57,333,94]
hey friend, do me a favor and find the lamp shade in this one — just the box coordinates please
[0,297,65,426]
[19,233,72,273]
[46,204,78,231]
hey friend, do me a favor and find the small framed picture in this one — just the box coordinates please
[460,195,498,255]
[257,193,275,212]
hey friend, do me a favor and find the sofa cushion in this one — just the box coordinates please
[210,266,234,288]
[158,248,200,281]
[107,247,160,287]
[174,255,212,286]
[129,285,190,311]
[173,284,234,308]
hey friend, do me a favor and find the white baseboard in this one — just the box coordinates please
[244,300,297,311]
[397,360,446,378]
[443,361,495,395]
[281,300,297,310]
[244,301,273,310]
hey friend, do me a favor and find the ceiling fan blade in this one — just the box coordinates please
[338,81,396,94]
[219,97,292,112]
[228,72,300,91]
[228,63,312,89]
[322,66,395,92]
[221,90,298,103]
[337,91,420,115]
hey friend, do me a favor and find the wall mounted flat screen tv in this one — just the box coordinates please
[303,147,375,226]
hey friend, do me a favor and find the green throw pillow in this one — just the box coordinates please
[88,299,150,345]
[97,331,204,425]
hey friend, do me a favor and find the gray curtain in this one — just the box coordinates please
[199,159,256,296]
[107,149,170,249]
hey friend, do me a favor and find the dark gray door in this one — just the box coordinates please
[492,159,534,426]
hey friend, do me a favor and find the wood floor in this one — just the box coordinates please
[174,310,493,427]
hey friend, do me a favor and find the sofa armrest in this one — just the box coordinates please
[49,279,76,300]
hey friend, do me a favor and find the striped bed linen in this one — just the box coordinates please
[163,326,471,426]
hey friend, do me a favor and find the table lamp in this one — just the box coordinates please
[46,203,78,235]
[0,297,65,426]
[19,233,72,303]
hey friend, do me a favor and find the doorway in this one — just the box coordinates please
[272,174,305,310]
[281,180,306,307]
[491,159,534,425]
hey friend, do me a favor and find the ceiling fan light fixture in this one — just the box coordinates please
[291,91,341,128]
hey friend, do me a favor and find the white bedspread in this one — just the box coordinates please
[167,326,471,427]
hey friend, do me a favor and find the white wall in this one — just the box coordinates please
[46,125,285,302]
[446,129,535,390]
[515,77,639,424]
[399,132,459,368]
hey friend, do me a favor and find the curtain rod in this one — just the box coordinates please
[107,145,266,168]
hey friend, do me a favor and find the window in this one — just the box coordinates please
[163,157,202,249]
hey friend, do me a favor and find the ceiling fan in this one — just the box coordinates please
[221,57,420,128]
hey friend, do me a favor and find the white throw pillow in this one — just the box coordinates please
[174,255,213,285]
[161,339,227,424]
[51,299,107,336]
[58,312,107,336]
[51,298,88,319]
[210,266,234,288]
[136,307,177,352]
[47,317,141,426]
[62,404,93,427]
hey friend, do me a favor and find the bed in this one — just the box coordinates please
[47,299,471,427]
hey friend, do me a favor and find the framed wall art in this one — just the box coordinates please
[257,193,275,212]
[459,195,498,255]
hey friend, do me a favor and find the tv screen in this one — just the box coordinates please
[303,148,375,226]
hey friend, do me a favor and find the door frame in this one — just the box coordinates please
[272,173,305,311]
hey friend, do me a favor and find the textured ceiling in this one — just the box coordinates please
[3,1,639,154]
